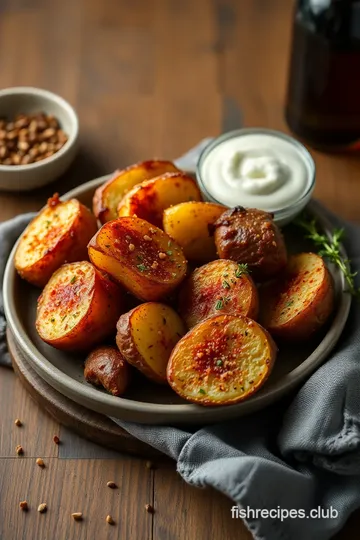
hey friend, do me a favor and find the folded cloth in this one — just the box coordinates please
[1,143,360,540]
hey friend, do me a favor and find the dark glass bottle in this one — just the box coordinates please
[285,0,360,150]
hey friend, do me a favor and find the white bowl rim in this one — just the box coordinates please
[0,86,79,172]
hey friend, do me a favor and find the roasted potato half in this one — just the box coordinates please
[167,314,277,406]
[88,217,187,301]
[214,206,287,281]
[116,302,186,383]
[163,201,226,262]
[93,160,179,224]
[179,259,259,329]
[117,172,203,228]
[84,346,131,396]
[36,261,125,351]
[260,252,335,341]
[15,194,98,288]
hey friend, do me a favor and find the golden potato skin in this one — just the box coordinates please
[179,259,259,329]
[88,217,187,301]
[260,253,335,341]
[84,346,131,396]
[214,206,287,281]
[116,303,186,383]
[93,160,179,224]
[15,194,98,288]
[117,172,203,228]
[36,261,125,351]
[163,201,226,262]
[167,314,277,406]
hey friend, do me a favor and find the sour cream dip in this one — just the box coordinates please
[196,129,315,224]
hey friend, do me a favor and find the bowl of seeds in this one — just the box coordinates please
[0,87,79,191]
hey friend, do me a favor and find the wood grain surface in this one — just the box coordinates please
[1,1,360,539]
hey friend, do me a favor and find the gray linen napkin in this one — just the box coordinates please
[1,144,360,540]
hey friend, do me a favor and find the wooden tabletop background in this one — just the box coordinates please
[1,1,360,539]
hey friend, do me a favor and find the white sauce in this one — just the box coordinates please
[200,133,312,211]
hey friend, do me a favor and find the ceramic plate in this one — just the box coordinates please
[3,176,351,424]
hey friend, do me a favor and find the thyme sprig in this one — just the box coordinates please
[295,214,360,298]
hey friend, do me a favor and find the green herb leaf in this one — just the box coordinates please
[216,359,223,366]
[70,276,76,284]
[235,263,249,278]
[199,388,206,395]
[295,213,360,298]
[137,263,148,272]
[166,251,173,256]
[215,299,223,310]
[222,280,230,289]
[285,300,294,308]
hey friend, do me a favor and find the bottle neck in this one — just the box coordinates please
[298,0,360,41]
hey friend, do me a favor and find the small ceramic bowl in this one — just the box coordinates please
[0,87,79,191]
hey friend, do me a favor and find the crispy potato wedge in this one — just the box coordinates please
[259,253,335,340]
[93,160,179,224]
[214,206,287,281]
[36,261,125,351]
[116,302,186,383]
[88,217,187,301]
[15,194,98,288]
[84,346,131,396]
[167,314,277,406]
[163,201,226,262]
[117,172,203,228]
[179,259,259,328]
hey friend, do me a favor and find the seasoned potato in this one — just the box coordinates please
[117,172,203,228]
[214,206,287,281]
[93,160,179,224]
[88,217,187,301]
[116,303,186,384]
[260,253,335,341]
[167,314,277,406]
[179,260,259,328]
[84,346,131,396]
[15,194,98,288]
[36,261,125,351]
[163,201,226,262]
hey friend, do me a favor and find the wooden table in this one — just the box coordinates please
[0,1,359,539]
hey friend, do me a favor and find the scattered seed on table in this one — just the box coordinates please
[145,504,154,514]
[36,458,45,468]
[38,503,47,513]
[107,481,117,489]
[106,515,115,525]
[14,418,22,427]
[15,445,23,455]
[53,435,60,444]
[19,501,28,511]
[71,512,83,521]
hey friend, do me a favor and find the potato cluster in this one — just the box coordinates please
[14,160,335,407]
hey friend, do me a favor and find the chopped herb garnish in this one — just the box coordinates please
[70,276,76,284]
[168,241,172,247]
[216,359,223,366]
[223,273,229,278]
[235,263,249,278]
[199,388,206,395]
[215,299,223,310]
[285,300,294,307]
[222,280,230,289]
[137,263,148,272]
[166,250,173,256]
[137,254,143,261]
[215,296,231,310]
[61,315,67,321]
[172,272,177,278]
